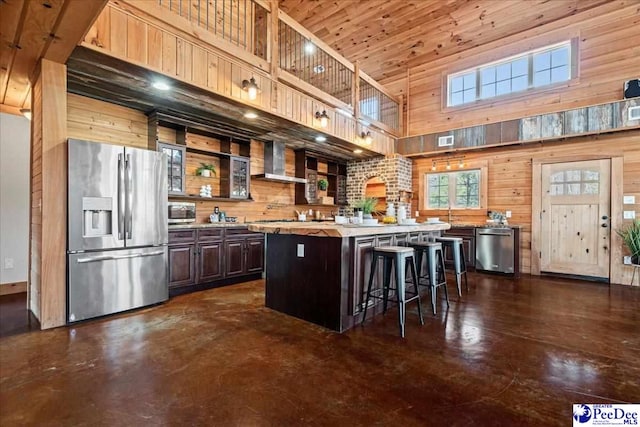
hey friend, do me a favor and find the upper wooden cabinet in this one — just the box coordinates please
[148,112,252,201]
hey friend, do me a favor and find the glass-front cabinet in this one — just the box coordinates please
[158,142,186,195]
[221,156,250,199]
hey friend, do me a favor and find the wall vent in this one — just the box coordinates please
[629,106,640,121]
[438,135,454,147]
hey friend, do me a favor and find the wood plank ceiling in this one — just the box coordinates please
[278,0,614,83]
[0,0,107,111]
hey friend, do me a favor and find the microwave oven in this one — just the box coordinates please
[168,202,196,223]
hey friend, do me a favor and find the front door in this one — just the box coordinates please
[540,159,611,279]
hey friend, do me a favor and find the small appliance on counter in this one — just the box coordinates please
[67,139,169,323]
[168,202,196,224]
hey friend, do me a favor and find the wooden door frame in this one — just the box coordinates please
[531,155,623,281]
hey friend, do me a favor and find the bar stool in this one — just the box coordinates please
[408,242,449,315]
[362,246,424,337]
[435,236,469,297]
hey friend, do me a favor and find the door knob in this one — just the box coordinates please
[601,215,609,220]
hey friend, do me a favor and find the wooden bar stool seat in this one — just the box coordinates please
[361,246,424,337]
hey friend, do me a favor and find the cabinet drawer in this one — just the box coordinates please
[197,228,224,241]
[225,227,254,237]
[169,229,196,244]
[444,226,475,237]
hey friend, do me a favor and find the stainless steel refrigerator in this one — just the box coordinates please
[67,139,168,323]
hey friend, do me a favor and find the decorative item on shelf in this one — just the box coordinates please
[317,178,328,191]
[617,219,640,265]
[241,76,259,100]
[319,196,334,205]
[353,197,378,219]
[196,163,216,177]
[199,184,212,198]
[315,110,329,128]
[430,156,466,171]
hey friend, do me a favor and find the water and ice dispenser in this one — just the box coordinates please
[82,197,112,237]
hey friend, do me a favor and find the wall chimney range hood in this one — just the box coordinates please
[252,141,307,184]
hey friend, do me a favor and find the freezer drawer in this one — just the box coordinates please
[68,247,168,322]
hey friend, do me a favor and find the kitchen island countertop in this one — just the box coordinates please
[248,221,450,237]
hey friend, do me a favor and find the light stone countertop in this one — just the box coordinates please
[247,221,451,238]
[168,223,248,229]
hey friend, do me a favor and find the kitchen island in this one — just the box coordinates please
[248,222,450,332]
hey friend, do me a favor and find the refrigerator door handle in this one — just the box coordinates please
[117,153,125,240]
[125,153,133,240]
[76,250,165,264]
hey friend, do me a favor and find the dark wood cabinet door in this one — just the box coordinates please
[197,241,224,283]
[224,239,245,277]
[168,244,196,288]
[245,237,265,273]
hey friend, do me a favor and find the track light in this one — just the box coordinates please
[241,77,258,100]
[446,160,451,170]
[431,161,436,171]
[430,156,465,171]
[315,110,329,128]
[458,159,465,168]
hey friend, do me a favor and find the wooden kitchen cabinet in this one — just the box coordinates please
[442,226,476,271]
[168,244,196,288]
[168,227,264,295]
[295,150,347,205]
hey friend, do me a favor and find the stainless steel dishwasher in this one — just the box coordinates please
[475,227,515,274]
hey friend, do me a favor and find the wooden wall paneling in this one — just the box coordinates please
[37,59,67,329]
[147,25,163,69]
[176,38,192,81]
[67,93,148,148]
[206,52,219,91]
[162,31,177,76]
[126,14,147,63]
[110,7,128,58]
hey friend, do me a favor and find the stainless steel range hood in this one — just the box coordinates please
[252,141,307,184]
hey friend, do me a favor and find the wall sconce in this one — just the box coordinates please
[20,109,31,120]
[315,110,329,128]
[359,131,372,145]
[241,77,258,100]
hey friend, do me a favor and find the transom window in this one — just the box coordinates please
[448,41,574,107]
[426,170,481,209]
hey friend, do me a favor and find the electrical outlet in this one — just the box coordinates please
[297,244,304,257]
[624,256,632,265]
[3,258,14,269]
[505,210,512,218]
[623,211,636,219]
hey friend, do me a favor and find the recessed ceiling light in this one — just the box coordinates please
[244,112,258,119]
[313,65,325,74]
[152,81,170,91]
[353,149,363,154]
[315,135,326,142]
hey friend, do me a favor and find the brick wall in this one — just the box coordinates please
[346,154,412,215]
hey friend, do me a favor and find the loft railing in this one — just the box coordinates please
[157,0,268,59]
[278,19,353,107]
[359,78,400,131]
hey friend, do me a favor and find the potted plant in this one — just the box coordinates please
[617,219,640,265]
[317,178,328,191]
[196,163,216,177]
[354,197,378,219]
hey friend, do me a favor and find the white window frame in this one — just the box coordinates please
[446,40,577,108]
[422,163,488,211]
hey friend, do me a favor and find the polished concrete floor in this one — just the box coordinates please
[1,274,639,426]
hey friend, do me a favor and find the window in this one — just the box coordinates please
[447,41,574,107]
[549,169,600,196]
[426,170,481,209]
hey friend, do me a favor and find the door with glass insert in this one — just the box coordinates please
[541,159,610,279]
[158,142,185,195]
[230,156,249,199]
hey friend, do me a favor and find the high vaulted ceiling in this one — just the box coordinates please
[278,0,613,83]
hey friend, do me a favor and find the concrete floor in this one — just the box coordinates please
[1,274,638,426]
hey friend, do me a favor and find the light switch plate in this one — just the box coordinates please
[505,210,512,218]
[623,211,636,219]
[623,195,636,204]
[297,244,304,257]
[623,256,632,265]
